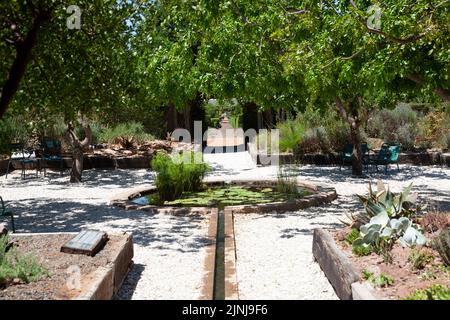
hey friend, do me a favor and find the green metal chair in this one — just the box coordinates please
[0,196,15,232]
[5,143,39,179]
[340,142,369,171]
[40,139,64,176]
[369,143,401,174]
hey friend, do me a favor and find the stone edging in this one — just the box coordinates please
[0,155,153,175]
[199,208,218,300]
[110,180,337,301]
[258,152,450,167]
[224,209,239,300]
[11,232,133,300]
[312,228,383,300]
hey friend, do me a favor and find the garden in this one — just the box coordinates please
[0,0,449,301]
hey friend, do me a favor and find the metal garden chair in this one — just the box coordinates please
[339,142,369,171]
[5,143,39,179]
[40,139,65,176]
[369,143,401,174]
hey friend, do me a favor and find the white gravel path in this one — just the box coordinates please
[0,157,449,300]
[0,169,211,300]
[232,164,449,300]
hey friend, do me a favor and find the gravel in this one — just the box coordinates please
[1,158,449,300]
[0,169,211,300]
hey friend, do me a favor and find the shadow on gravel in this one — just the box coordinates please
[6,198,212,252]
[114,263,146,300]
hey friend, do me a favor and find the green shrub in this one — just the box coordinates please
[75,121,103,145]
[0,236,49,287]
[298,127,329,154]
[276,166,300,197]
[408,248,434,270]
[416,111,450,150]
[0,116,29,154]
[277,118,306,153]
[366,105,419,151]
[406,284,450,300]
[361,269,395,288]
[371,273,395,288]
[277,107,351,154]
[433,228,450,266]
[151,152,210,202]
[98,122,154,148]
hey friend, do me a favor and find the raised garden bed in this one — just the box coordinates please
[0,232,133,300]
[333,228,450,300]
[313,180,450,301]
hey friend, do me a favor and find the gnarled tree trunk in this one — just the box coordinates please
[335,97,364,176]
[66,121,92,183]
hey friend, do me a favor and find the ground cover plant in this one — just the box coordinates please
[0,236,49,288]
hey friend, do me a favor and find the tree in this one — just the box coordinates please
[277,0,449,175]
[1,0,139,182]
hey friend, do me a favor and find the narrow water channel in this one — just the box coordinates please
[213,209,225,300]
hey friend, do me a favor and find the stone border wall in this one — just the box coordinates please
[312,229,383,300]
[258,152,450,167]
[224,208,239,300]
[0,155,153,175]
[11,232,134,300]
[199,208,218,300]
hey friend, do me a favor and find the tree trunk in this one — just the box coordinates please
[166,104,178,133]
[335,97,364,176]
[183,104,191,131]
[71,148,84,183]
[0,10,51,119]
[350,123,363,176]
[66,121,92,183]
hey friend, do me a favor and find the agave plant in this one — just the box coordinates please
[352,210,427,250]
[342,181,421,228]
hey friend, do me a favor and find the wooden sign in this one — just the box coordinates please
[61,230,108,256]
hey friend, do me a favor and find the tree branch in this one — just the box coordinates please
[407,74,450,102]
[349,0,432,44]
[334,97,353,125]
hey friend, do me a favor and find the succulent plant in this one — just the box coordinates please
[433,228,450,266]
[342,181,422,228]
[352,211,426,250]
